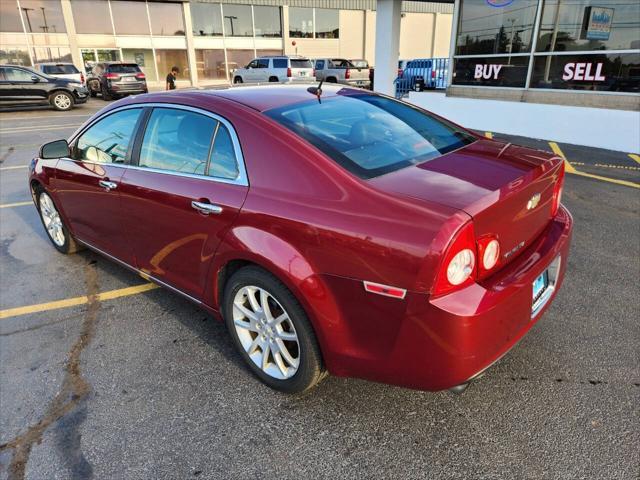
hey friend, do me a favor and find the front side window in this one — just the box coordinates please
[455,0,539,55]
[257,59,270,69]
[266,95,476,179]
[139,108,217,176]
[75,109,142,164]
[3,67,36,82]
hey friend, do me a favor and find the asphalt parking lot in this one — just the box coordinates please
[0,97,638,480]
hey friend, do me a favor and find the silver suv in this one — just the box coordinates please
[232,56,314,84]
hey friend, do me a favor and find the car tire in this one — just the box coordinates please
[327,77,337,83]
[233,76,243,84]
[268,76,279,82]
[223,266,326,394]
[101,85,112,101]
[49,91,74,111]
[35,186,82,255]
[89,90,97,98]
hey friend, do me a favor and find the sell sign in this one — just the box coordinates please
[562,62,606,81]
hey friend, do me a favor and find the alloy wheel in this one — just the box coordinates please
[232,286,300,380]
[53,93,71,110]
[39,192,65,247]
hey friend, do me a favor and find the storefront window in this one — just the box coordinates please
[531,52,640,92]
[254,6,282,37]
[315,9,339,39]
[456,0,539,55]
[289,7,313,38]
[155,49,188,80]
[32,46,72,63]
[0,47,31,66]
[191,2,223,36]
[537,0,640,52]
[195,49,227,80]
[122,48,157,81]
[70,0,113,34]
[111,1,150,35]
[453,56,530,87]
[222,4,253,37]
[1,1,24,32]
[19,0,66,33]
[148,2,185,36]
[226,49,255,73]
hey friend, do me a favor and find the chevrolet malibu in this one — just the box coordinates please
[29,85,572,394]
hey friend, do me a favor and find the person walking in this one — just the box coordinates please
[166,66,179,90]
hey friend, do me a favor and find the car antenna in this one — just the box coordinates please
[307,80,323,103]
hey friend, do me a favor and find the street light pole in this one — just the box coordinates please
[20,7,34,33]
[224,15,238,36]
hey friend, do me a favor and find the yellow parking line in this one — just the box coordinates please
[0,283,159,320]
[629,154,640,165]
[570,170,640,189]
[0,165,28,171]
[484,132,493,139]
[548,142,578,174]
[0,201,32,209]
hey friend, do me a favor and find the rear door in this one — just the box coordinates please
[118,106,248,300]
[290,58,313,80]
[54,107,144,265]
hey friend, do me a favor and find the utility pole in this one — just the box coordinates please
[20,7,34,32]
[224,15,238,36]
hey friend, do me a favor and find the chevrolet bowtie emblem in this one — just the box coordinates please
[527,193,541,210]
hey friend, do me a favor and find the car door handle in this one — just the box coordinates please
[98,180,117,191]
[191,201,223,215]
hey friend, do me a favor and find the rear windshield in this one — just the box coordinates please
[407,60,432,68]
[351,60,368,68]
[107,64,141,74]
[42,64,79,75]
[290,59,312,69]
[265,94,476,179]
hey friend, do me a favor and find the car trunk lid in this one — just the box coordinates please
[369,139,563,267]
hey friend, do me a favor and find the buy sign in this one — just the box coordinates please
[474,64,503,80]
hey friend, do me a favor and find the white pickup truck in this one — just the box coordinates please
[313,58,371,88]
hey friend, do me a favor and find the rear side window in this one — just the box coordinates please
[76,109,142,164]
[257,59,269,68]
[209,125,239,180]
[139,108,216,175]
[43,64,79,75]
[290,59,312,69]
[315,60,325,70]
[107,64,141,74]
[265,94,476,179]
[273,58,288,68]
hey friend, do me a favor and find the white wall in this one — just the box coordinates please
[407,92,640,153]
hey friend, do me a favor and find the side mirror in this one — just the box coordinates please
[31,75,40,83]
[40,140,70,159]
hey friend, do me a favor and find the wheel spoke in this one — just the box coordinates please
[261,342,271,371]
[273,351,288,377]
[247,335,261,356]
[246,287,262,313]
[233,303,258,323]
[260,289,273,320]
[276,338,298,368]
[270,313,288,327]
[233,315,257,332]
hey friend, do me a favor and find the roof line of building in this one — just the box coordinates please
[189,0,454,14]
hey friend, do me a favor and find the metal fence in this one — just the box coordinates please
[394,58,449,98]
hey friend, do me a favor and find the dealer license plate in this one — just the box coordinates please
[532,270,549,305]
[124,76,136,82]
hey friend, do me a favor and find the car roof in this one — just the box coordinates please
[35,62,75,66]
[205,84,363,112]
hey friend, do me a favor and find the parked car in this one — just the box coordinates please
[30,85,572,394]
[86,62,148,101]
[232,56,314,84]
[0,64,88,111]
[369,60,408,90]
[314,58,370,88]
[34,62,85,86]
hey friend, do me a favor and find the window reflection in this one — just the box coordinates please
[111,1,150,35]
[222,4,253,37]
[0,47,31,66]
[19,0,66,33]
[155,49,189,79]
[1,0,24,32]
[32,46,72,63]
[537,0,640,52]
[226,49,255,72]
[289,7,313,38]
[196,49,227,80]
[148,2,185,36]
[76,109,142,165]
[70,0,112,34]
[315,9,339,39]
[254,6,282,37]
[456,0,539,55]
[192,2,223,36]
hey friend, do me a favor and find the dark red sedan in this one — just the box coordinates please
[29,85,572,394]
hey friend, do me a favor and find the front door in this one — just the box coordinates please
[54,108,144,265]
[0,66,44,101]
[118,106,248,299]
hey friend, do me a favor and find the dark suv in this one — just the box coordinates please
[0,65,89,111]
[87,62,148,101]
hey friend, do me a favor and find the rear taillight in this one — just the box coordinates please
[312,68,316,77]
[104,72,119,80]
[345,68,351,79]
[398,68,403,77]
[287,67,292,78]
[551,161,565,217]
[431,70,436,79]
[477,236,501,276]
[135,73,146,80]
[433,222,477,296]
[80,73,85,84]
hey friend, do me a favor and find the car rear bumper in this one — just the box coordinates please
[73,88,89,103]
[109,82,147,94]
[320,205,573,391]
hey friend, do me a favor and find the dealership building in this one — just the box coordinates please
[0,0,453,88]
